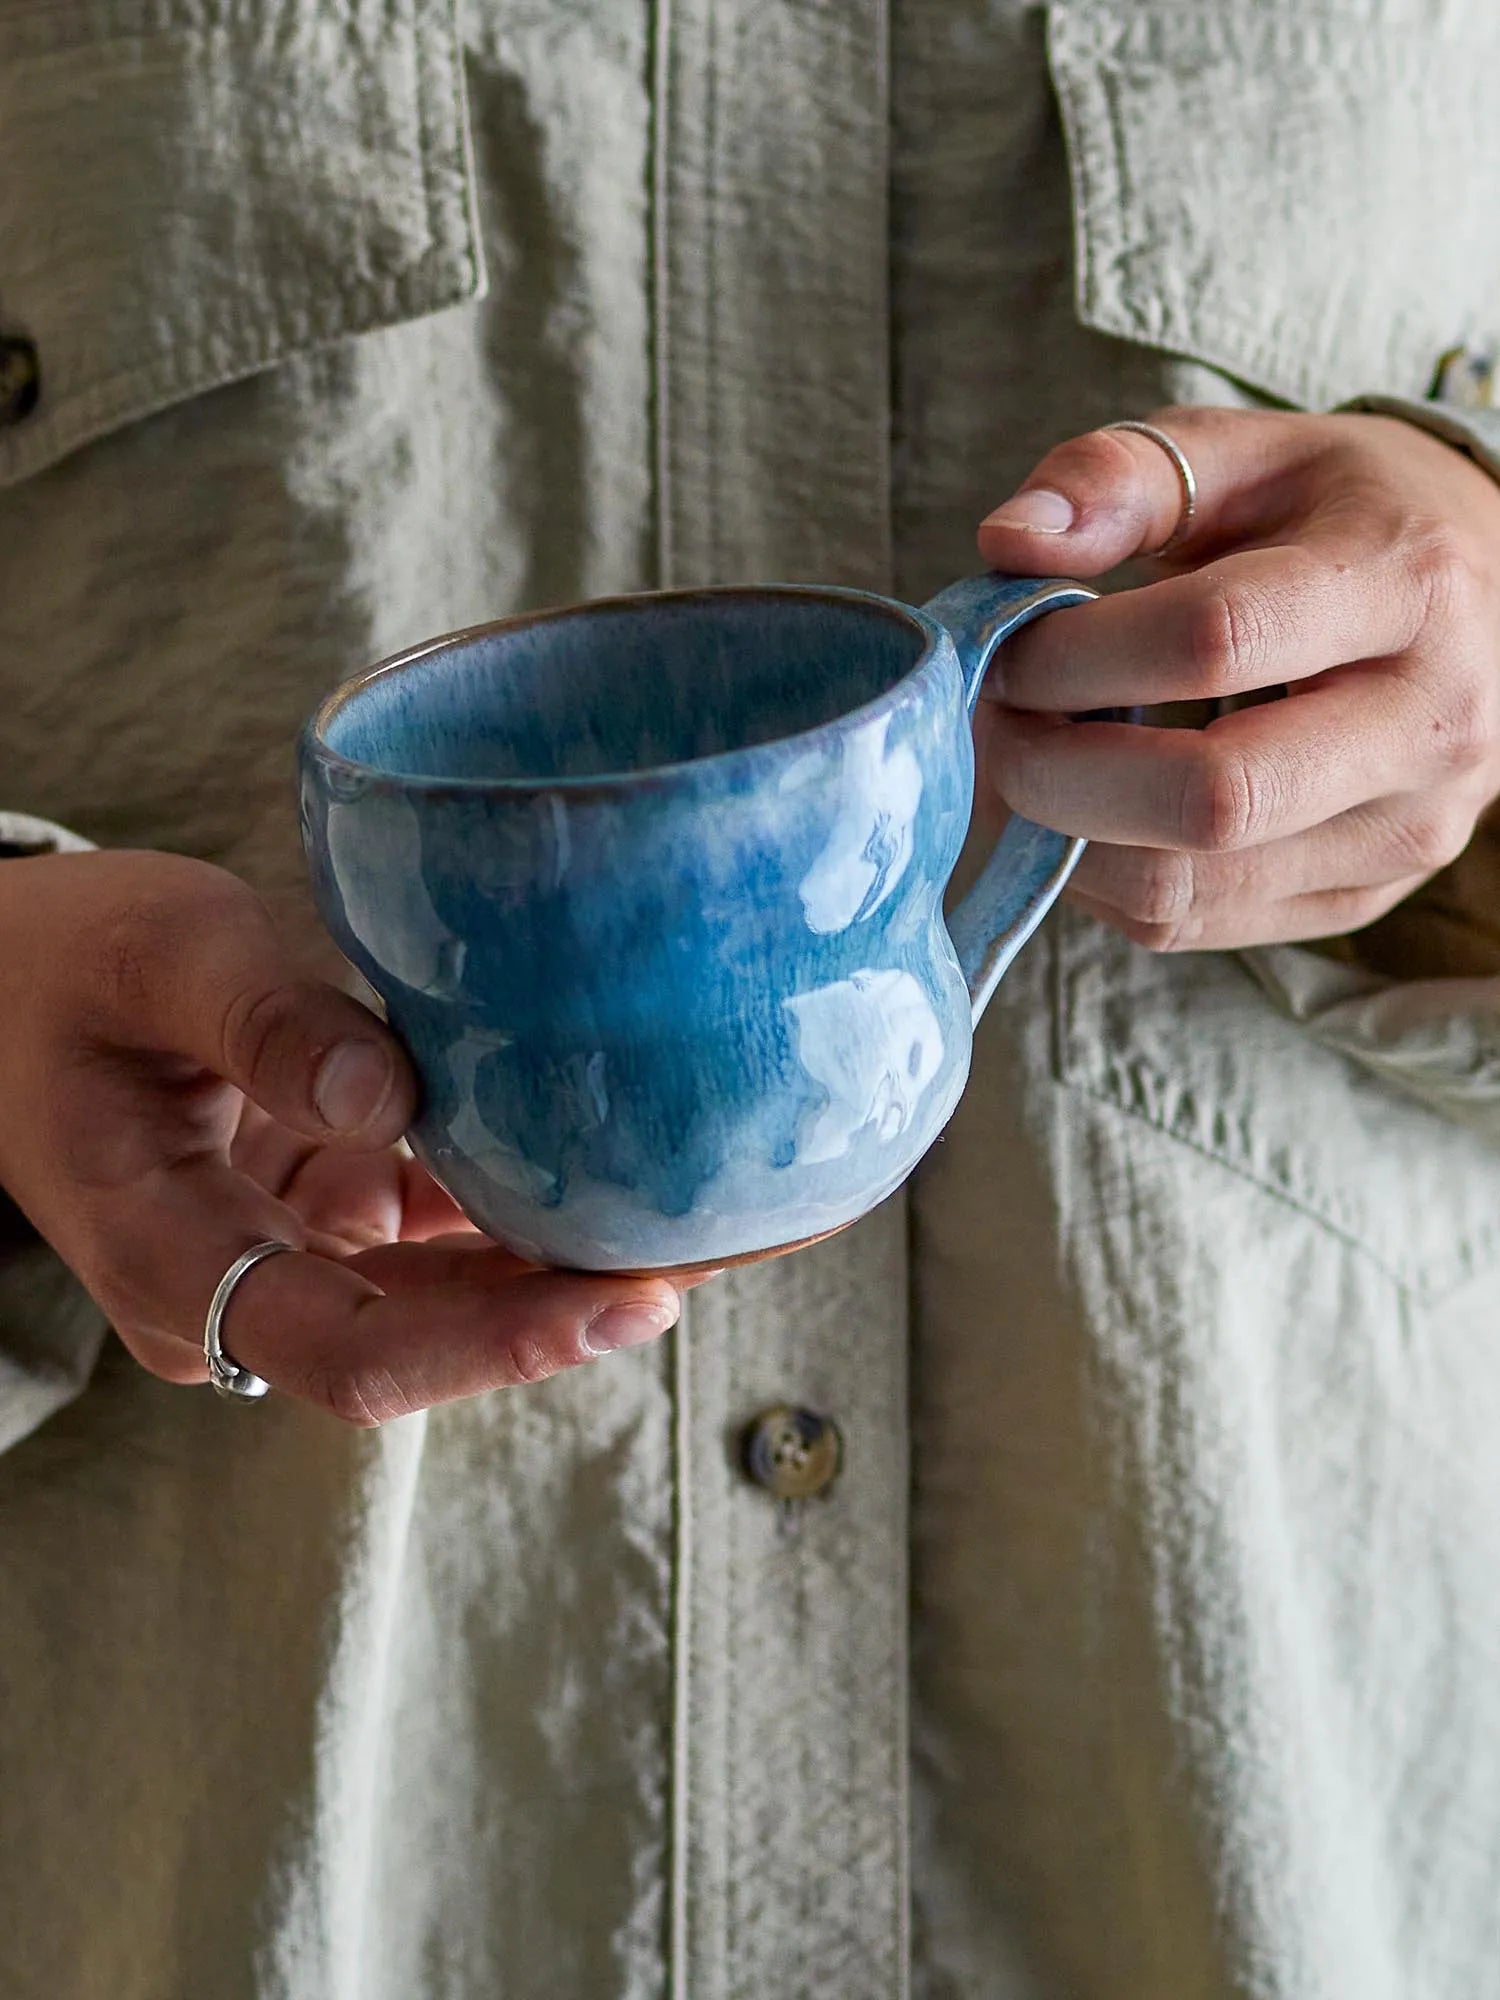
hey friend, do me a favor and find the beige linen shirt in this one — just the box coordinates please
[2,3,1500,1996]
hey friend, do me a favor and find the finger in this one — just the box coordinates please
[347,1238,536,1288]
[983,670,1431,850]
[257,1119,474,1248]
[230,1103,319,1196]
[412,1228,522,1253]
[1068,794,1473,950]
[1067,871,1429,953]
[88,1156,681,1419]
[278,1145,476,1253]
[976,405,1325,576]
[347,1235,724,1293]
[393,1155,482,1241]
[986,537,1425,713]
[77,1154,310,1385]
[279,1146,409,1252]
[351,1233,724,1303]
[230,1255,683,1424]
[86,854,414,1148]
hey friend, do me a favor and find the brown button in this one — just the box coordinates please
[1431,343,1496,410]
[740,1405,842,1502]
[0,337,40,425]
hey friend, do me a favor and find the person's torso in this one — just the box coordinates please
[3,5,1500,1997]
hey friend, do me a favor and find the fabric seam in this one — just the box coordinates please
[667,1317,692,2000]
[1045,3,1496,414]
[649,0,674,591]
[1057,1044,1500,1303]
[0,8,481,489]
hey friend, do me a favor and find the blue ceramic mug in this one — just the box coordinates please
[299,573,1095,1273]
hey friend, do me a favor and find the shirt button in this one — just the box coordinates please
[0,337,40,425]
[1432,343,1496,409]
[740,1405,843,1501]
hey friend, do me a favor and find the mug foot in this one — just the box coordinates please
[591,1218,857,1282]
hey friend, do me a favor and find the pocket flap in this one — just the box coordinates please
[1047,1,1500,410]
[0,0,481,489]
[1056,910,1500,1305]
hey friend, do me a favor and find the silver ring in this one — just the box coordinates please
[204,1240,290,1401]
[1103,419,1198,554]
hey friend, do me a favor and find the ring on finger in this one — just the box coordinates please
[1103,419,1198,556]
[204,1240,291,1401]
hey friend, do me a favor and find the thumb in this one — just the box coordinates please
[975,407,1310,577]
[91,853,416,1147]
[218,969,415,1149]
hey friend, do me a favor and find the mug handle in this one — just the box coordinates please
[922,572,1101,1022]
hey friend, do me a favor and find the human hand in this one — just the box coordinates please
[973,408,1500,950]
[0,851,686,1423]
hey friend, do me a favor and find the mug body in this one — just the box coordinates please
[300,587,977,1272]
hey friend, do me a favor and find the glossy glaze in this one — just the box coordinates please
[300,577,1092,1271]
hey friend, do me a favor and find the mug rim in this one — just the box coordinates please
[301,583,947,796]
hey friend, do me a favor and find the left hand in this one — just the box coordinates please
[973,408,1500,950]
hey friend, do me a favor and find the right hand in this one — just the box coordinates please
[0,849,688,1425]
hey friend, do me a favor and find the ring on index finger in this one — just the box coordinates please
[1103,419,1199,555]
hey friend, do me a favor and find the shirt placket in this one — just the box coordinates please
[650,2,909,1994]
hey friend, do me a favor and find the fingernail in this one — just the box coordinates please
[982,487,1075,534]
[314,1039,394,1131]
[585,1298,680,1354]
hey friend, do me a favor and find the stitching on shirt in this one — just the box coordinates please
[0,2,481,489]
[704,0,721,584]
[1048,929,1500,1304]
[647,0,674,589]
[1074,1062,1492,1300]
[0,0,416,63]
[0,263,465,490]
[665,1311,692,2000]
[724,1309,741,1983]
[1059,1034,1500,1304]
[410,0,439,311]
[1066,27,1330,409]
[1048,4,1495,413]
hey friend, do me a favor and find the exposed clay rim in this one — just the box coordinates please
[580,1217,856,1283]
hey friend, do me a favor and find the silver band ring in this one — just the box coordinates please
[1103,419,1198,555]
[204,1240,290,1400]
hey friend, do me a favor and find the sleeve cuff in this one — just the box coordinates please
[0,814,105,1447]
[0,1240,107,1457]
[1337,391,1500,488]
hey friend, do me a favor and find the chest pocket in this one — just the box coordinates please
[0,0,481,490]
[1055,913,1500,1304]
[1046,0,1500,411]
[1044,0,1500,1302]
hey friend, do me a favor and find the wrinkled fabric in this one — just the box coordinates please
[890,10,1500,1996]
[1242,939,1500,1142]
[2,2,1500,1997]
